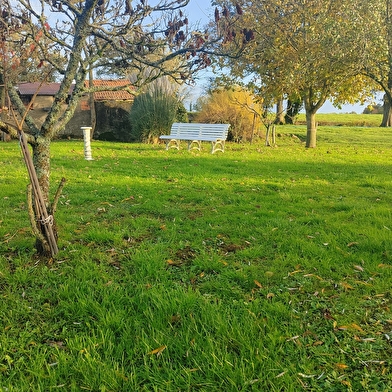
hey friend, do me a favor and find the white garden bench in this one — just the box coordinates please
[159,123,230,154]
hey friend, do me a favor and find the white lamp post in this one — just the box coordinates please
[81,126,93,160]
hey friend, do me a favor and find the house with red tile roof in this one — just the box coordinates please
[17,80,135,140]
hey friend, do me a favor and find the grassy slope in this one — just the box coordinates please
[0,119,391,391]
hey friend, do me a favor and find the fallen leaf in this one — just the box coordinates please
[121,196,135,202]
[347,242,359,247]
[337,325,349,330]
[166,259,182,266]
[335,363,349,370]
[148,345,166,356]
[337,323,364,333]
[312,340,324,346]
[288,269,302,276]
[355,280,371,286]
[266,293,274,299]
[353,265,364,272]
[340,282,354,290]
[350,323,364,332]
[254,280,262,288]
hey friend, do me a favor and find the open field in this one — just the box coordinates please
[0,123,392,391]
[295,113,382,127]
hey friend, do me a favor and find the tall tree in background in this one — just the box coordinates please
[0,0,249,256]
[213,0,377,147]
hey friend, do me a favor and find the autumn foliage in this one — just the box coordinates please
[195,88,261,142]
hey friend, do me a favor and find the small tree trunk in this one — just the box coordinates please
[305,110,317,148]
[303,87,326,148]
[272,125,276,145]
[274,99,285,124]
[30,138,59,256]
[381,93,392,127]
[265,124,271,146]
[250,112,256,144]
[0,73,10,142]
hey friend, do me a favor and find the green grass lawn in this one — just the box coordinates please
[0,123,392,391]
[295,113,382,127]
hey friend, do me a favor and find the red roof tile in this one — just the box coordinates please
[87,80,135,101]
[17,80,134,101]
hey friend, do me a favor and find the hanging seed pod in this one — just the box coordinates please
[215,7,220,23]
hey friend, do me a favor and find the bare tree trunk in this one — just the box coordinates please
[250,112,256,144]
[272,124,276,145]
[0,73,10,142]
[265,124,271,146]
[381,93,392,127]
[303,87,326,148]
[274,99,285,124]
[305,110,317,148]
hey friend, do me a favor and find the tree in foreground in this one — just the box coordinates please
[0,0,249,257]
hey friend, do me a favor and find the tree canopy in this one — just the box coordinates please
[211,0,381,147]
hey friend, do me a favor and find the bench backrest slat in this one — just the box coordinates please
[169,123,229,139]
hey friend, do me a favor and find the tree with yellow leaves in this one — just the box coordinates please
[195,87,262,142]
[212,0,378,147]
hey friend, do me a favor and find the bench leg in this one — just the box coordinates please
[187,140,202,151]
[211,140,225,154]
[165,139,180,150]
